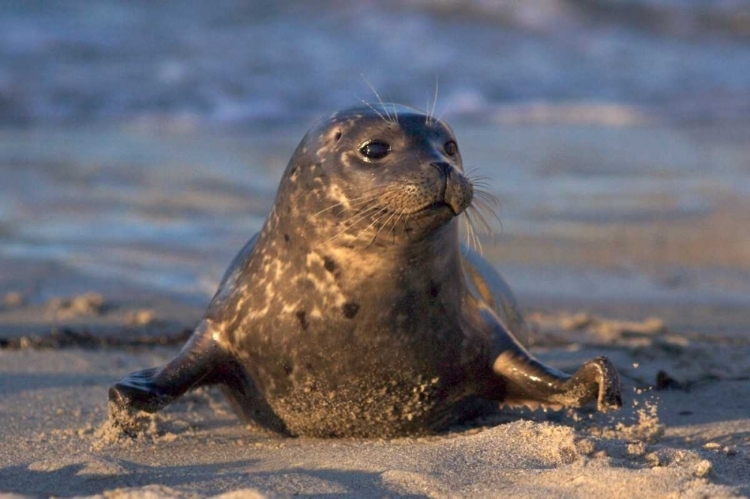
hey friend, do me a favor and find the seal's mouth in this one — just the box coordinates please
[413,183,473,217]
[445,173,474,215]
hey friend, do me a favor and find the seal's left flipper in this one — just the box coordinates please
[473,304,622,412]
[109,320,222,414]
[491,351,622,412]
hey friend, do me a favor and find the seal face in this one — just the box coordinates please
[109,104,622,437]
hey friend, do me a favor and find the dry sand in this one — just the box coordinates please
[1,284,748,498]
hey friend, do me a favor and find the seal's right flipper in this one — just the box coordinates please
[108,320,221,414]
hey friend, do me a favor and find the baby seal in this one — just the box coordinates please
[109,103,621,437]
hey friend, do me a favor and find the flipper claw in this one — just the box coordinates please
[570,356,622,412]
[109,367,173,413]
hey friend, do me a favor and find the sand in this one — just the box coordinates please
[1,283,749,498]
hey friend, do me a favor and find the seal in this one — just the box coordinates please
[109,103,622,437]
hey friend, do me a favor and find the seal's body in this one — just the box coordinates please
[110,104,621,437]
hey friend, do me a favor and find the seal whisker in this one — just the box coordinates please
[474,198,502,223]
[307,200,350,221]
[466,175,501,206]
[343,189,395,207]
[468,175,493,184]
[362,79,393,124]
[383,93,399,125]
[359,205,391,234]
[349,206,393,247]
[393,213,409,239]
[357,97,390,125]
[370,206,404,246]
[467,209,488,254]
[356,190,394,211]
[464,166,487,177]
[473,190,501,210]
[382,209,406,242]
[465,175,494,188]
[307,195,376,222]
[462,210,482,254]
[462,212,474,252]
[470,223,482,253]
[340,183,398,200]
[390,212,404,242]
[468,199,496,228]
[434,98,450,126]
[427,76,439,126]
[471,194,503,223]
[313,175,430,240]
[320,203,391,247]
[465,204,497,243]
[471,182,495,193]
[307,186,396,222]
[465,172,496,191]
[372,205,396,230]
[315,213,377,248]
[471,213,484,252]
[364,208,397,247]
[338,203,387,231]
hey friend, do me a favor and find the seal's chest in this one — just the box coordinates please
[246,307,473,437]
[270,366,455,437]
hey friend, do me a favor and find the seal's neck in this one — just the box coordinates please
[259,198,465,294]
[323,220,464,289]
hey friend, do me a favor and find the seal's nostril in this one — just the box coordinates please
[430,161,451,176]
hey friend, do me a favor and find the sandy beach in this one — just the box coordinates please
[2,2,750,496]
[1,281,749,498]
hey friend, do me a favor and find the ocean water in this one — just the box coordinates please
[1,1,749,306]
[3,0,750,126]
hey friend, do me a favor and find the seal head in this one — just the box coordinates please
[276,104,474,250]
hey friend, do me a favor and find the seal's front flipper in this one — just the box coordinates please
[472,301,622,412]
[563,356,622,411]
[491,351,622,412]
[109,320,221,414]
[109,366,170,413]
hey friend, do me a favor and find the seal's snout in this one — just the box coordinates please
[431,161,474,215]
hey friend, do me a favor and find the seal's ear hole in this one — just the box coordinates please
[334,131,342,141]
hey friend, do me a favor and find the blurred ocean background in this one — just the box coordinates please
[1,0,749,320]
[3,0,750,125]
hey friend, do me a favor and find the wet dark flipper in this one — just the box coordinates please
[491,351,622,412]
[108,321,221,414]
[563,356,622,411]
[108,366,172,413]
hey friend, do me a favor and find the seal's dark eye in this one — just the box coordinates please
[444,141,458,157]
[359,141,391,160]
